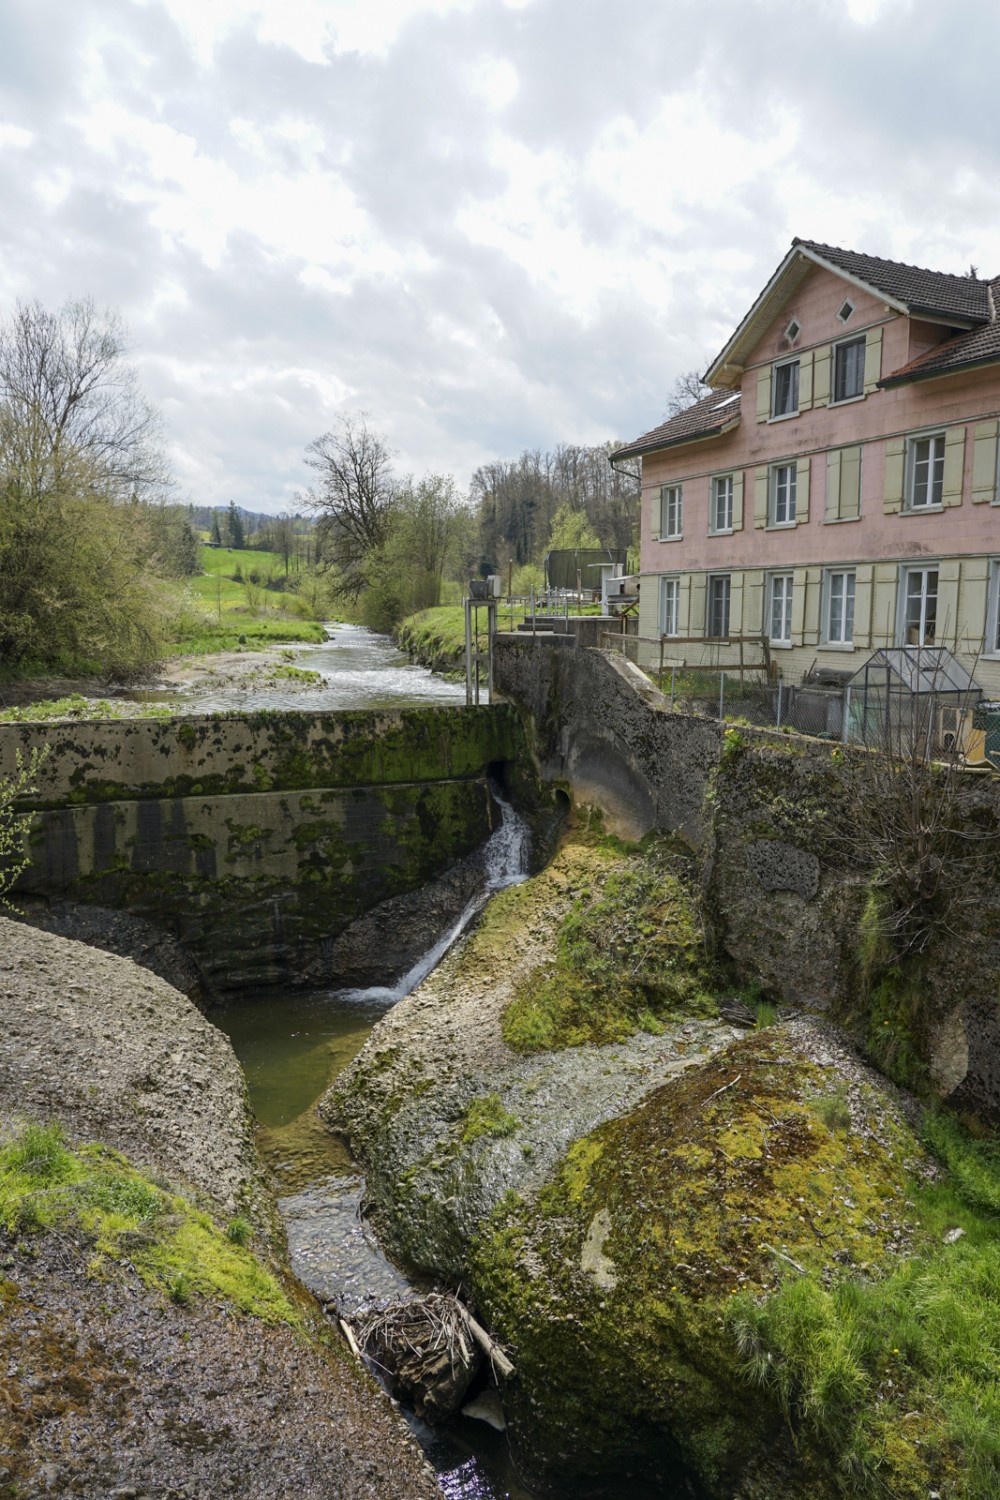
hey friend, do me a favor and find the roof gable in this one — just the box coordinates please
[705,239,992,389]
[612,389,741,463]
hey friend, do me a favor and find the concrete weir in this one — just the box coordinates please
[1,705,525,997]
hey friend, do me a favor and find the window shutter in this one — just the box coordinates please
[958,558,989,653]
[853,564,874,648]
[840,444,862,519]
[883,436,905,514]
[814,344,832,406]
[731,471,744,531]
[863,326,882,394]
[728,572,745,636]
[825,450,842,522]
[796,456,810,524]
[937,559,961,646]
[798,349,814,412]
[790,569,806,646]
[677,575,692,636]
[971,419,998,504]
[650,487,661,540]
[754,466,769,528]
[802,566,822,645]
[756,369,771,423]
[872,566,898,645]
[744,570,765,636]
[689,575,707,637]
[942,426,966,507]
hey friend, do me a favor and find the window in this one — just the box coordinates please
[784,319,801,343]
[825,570,856,645]
[707,575,731,638]
[837,299,855,323]
[833,337,865,402]
[990,562,1000,655]
[906,433,945,509]
[770,463,797,526]
[660,576,680,637]
[660,484,683,538]
[902,567,938,645]
[771,359,799,418]
[710,474,733,533]
[768,574,793,644]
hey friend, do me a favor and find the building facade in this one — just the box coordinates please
[615,240,1000,697]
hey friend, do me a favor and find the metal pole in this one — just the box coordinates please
[719,673,725,721]
[776,680,783,730]
[670,667,677,707]
[464,598,473,707]
[487,600,495,702]
[842,684,851,744]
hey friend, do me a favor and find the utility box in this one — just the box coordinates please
[972,702,1000,769]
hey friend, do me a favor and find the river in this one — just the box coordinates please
[211,626,538,1499]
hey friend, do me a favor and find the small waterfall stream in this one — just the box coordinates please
[216,783,537,1500]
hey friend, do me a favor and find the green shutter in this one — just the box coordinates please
[754,466,769,528]
[729,571,745,636]
[689,575,707,637]
[731,471,744,531]
[790,568,806,646]
[744,570,765,636]
[958,559,989,654]
[840,444,862,519]
[942,426,966,507]
[802,566,822,646]
[825,450,842,522]
[813,345,831,406]
[872,566,898,646]
[756,368,771,423]
[798,349,814,412]
[863,326,882,394]
[937,559,961,646]
[650,487,661,540]
[853,564,874,648]
[883,436,905,514]
[971,419,998,504]
[796,457,810,525]
[677,575,691,636]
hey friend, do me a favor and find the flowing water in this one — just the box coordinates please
[147,622,466,713]
[216,781,537,1500]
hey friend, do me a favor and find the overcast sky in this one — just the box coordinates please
[2,0,999,513]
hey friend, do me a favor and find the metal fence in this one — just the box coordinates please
[598,633,995,763]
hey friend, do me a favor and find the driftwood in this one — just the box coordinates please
[351,1292,513,1423]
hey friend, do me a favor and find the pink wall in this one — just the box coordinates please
[639,263,1000,576]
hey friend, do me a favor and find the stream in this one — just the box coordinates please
[210,626,537,1497]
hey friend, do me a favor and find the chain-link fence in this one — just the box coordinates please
[599,633,995,763]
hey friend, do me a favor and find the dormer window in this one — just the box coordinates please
[837,299,855,323]
[784,319,801,343]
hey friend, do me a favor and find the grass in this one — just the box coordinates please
[502,837,717,1052]
[167,546,327,656]
[394,606,467,669]
[0,1121,298,1325]
[726,1108,1000,1497]
[0,694,175,723]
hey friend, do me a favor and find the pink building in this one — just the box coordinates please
[615,239,1000,700]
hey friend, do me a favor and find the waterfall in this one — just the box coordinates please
[335,779,530,1006]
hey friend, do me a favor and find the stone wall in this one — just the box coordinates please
[3,706,526,997]
[493,635,1000,1118]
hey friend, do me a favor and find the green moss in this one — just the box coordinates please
[502,837,717,1053]
[461,1093,519,1145]
[0,1123,298,1325]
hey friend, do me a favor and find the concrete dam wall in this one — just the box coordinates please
[1,706,526,997]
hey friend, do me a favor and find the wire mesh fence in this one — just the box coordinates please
[599,632,997,764]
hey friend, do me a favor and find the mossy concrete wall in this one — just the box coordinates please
[493,636,1000,1119]
[3,707,525,996]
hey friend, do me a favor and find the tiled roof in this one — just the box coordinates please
[882,276,1000,384]
[612,390,741,462]
[795,239,992,323]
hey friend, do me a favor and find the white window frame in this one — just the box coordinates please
[771,358,800,419]
[899,564,940,646]
[660,484,683,539]
[767,573,794,646]
[831,336,866,404]
[905,431,946,511]
[987,561,1000,656]
[659,576,681,638]
[769,462,797,527]
[710,473,734,535]
[706,574,731,639]
[823,569,856,646]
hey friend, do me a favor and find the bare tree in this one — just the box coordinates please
[0,296,171,501]
[304,414,396,597]
[666,368,711,418]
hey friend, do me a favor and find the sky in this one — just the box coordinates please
[2,0,1000,514]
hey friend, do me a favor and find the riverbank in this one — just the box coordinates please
[0,919,440,1500]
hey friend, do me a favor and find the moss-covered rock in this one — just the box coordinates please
[470,1023,929,1497]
